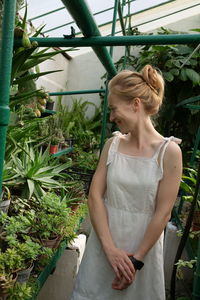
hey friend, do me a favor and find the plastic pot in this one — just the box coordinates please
[16,262,34,284]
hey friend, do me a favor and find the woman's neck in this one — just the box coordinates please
[128,117,162,149]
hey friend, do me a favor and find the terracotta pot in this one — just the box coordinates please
[193,211,200,224]
[192,211,200,231]
[41,235,61,249]
[49,145,58,154]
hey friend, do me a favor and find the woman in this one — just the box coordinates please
[70,65,182,299]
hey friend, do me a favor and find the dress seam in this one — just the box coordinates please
[105,201,154,215]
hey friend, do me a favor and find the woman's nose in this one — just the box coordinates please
[109,112,114,122]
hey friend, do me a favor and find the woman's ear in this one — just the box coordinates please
[132,98,141,111]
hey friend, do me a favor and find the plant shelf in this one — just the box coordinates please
[42,109,57,115]
[52,147,74,157]
[30,239,68,300]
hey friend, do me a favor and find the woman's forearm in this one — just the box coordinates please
[134,212,170,261]
[88,195,116,252]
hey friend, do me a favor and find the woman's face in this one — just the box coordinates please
[108,92,136,134]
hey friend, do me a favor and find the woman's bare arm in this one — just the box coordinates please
[88,138,135,283]
[134,141,182,261]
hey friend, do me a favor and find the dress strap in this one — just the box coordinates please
[157,136,182,172]
[106,131,122,166]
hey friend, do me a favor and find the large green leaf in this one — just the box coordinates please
[52,162,72,174]
[33,177,59,184]
[180,180,193,194]
[13,70,62,85]
[29,49,69,59]
[163,71,174,82]
[185,68,200,85]
[181,175,196,185]
[27,179,35,198]
[11,47,37,82]
[179,68,187,81]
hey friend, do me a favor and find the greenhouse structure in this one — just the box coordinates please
[0,0,200,299]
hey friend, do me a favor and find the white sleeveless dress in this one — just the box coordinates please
[70,132,181,300]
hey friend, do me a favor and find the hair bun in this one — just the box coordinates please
[141,65,160,94]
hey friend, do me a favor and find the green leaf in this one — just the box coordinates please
[185,68,200,85]
[35,166,57,174]
[182,175,196,184]
[53,162,72,174]
[173,60,181,68]
[163,71,174,82]
[32,24,46,37]
[170,68,179,76]
[180,181,193,194]
[12,47,37,82]
[27,179,35,198]
[13,70,62,84]
[190,28,200,32]
[175,45,192,55]
[30,49,69,59]
[179,69,187,81]
[34,177,60,184]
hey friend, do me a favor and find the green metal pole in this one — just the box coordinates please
[110,0,119,57]
[15,34,200,47]
[193,236,200,300]
[60,0,117,79]
[192,160,200,300]
[49,89,105,96]
[100,86,109,152]
[100,0,119,152]
[118,1,126,36]
[0,0,17,198]
[190,126,200,167]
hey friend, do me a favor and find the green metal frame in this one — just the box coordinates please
[0,0,17,197]
[15,34,200,48]
[60,0,117,79]
[49,89,105,96]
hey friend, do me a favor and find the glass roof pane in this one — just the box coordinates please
[26,0,171,37]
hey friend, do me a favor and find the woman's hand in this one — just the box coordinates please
[112,271,136,290]
[104,247,135,282]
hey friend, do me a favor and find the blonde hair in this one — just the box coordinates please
[108,65,164,115]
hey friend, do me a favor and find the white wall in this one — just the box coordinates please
[64,46,125,116]
[36,49,70,103]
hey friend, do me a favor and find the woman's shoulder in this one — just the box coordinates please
[164,138,182,169]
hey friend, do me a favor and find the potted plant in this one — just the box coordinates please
[50,135,60,154]
[0,272,17,300]
[0,187,11,213]
[29,193,71,248]
[3,143,72,199]
[7,282,32,300]
[45,97,55,111]
[49,128,64,154]
[181,166,200,231]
